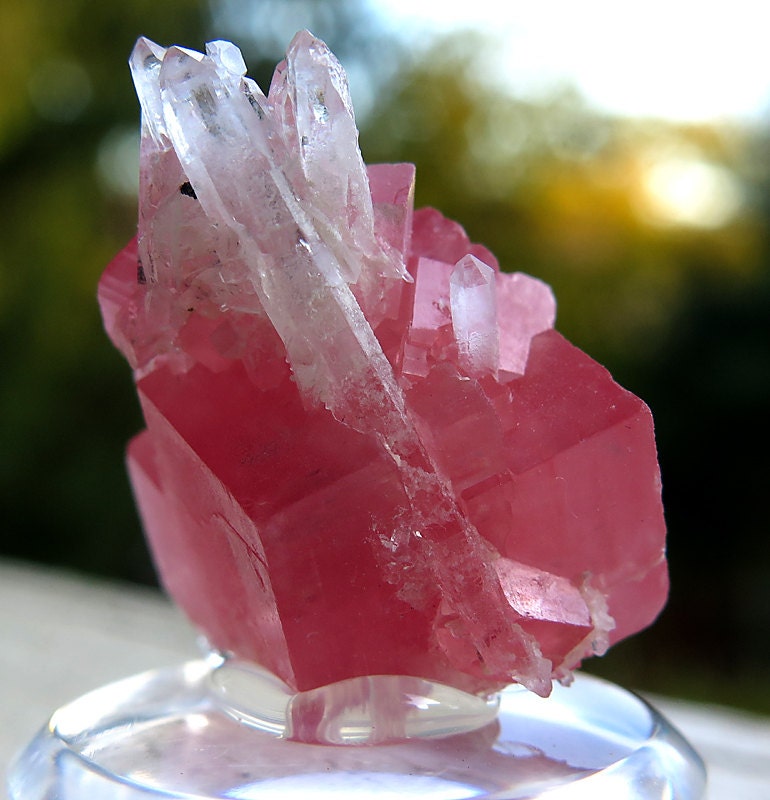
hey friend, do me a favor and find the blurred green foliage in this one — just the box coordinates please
[1,0,768,711]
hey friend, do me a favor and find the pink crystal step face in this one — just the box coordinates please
[100,32,667,698]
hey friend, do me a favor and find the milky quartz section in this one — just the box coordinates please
[99,32,668,697]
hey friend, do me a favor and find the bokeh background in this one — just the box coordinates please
[1,0,768,711]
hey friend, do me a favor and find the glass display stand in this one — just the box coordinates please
[9,652,705,799]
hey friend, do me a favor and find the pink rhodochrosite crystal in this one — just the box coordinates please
[99,32,667,698]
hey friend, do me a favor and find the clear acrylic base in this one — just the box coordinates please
[8,656,706,799]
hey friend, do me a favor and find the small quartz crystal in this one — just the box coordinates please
[99,32,668,697]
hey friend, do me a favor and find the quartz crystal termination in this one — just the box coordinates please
[99,32,668,698]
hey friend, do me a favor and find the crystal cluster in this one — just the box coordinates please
[99,32,667,697]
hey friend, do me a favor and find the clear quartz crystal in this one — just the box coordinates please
[450,254,499,376]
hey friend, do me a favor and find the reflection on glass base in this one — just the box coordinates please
[8,656,706,799]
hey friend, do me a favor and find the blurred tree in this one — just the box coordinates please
[361,35,763,371]
[0,1,210,582]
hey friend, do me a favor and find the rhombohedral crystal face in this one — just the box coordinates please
[99,31,668,697]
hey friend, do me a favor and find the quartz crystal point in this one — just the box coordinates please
[100,32,668,698]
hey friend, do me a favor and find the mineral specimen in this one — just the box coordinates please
[99,32,667,698]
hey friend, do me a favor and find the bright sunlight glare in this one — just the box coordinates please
[638,149,744,228]
[371,0,770,122]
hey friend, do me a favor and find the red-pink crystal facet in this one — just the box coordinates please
[100,32,668,697]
